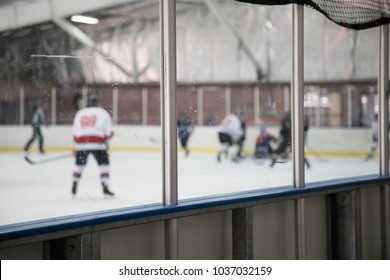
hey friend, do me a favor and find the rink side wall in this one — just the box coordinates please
[0,125,372,156]
[0,182,384,259]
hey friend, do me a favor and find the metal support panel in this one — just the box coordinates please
[327,191,362,259]
[292,4,305,188]
[43,236,81,259]
[90,231,101,260]
[80,233,92,259]
[161,0,178,206]
[379,25,389,177]
[42,231,99,260]
[232,207,253,260]
[292,4,306,260]
[294,198,306,259]
[382,185,390,259]
[161,0,178,260]
[164,219,178,260]
[379,24,390,259]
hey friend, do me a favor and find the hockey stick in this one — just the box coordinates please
[274,159,289,164]
[24,153,73,165]
[251,155,288,165]
[305,145,329,163]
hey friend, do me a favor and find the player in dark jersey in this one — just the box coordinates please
[270,111,310,168]
[177,111,193,157]
[24,101,48,154]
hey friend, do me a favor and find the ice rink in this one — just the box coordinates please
[0,150,379,226]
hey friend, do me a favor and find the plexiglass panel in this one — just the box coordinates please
[303,8,379,183]
[1,1,383,226]
[176,2,293,199]
[0,1,162,225]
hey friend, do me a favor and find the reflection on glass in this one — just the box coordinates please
[303,8,379,183]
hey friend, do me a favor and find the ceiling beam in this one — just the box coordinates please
[0,0,135,32]
[53,17,134,79]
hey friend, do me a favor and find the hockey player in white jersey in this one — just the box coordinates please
[217,113,243,162]
[71,94,114,196]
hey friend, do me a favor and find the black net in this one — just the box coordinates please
[236,0,390,30]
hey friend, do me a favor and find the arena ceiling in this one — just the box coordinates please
[0,0,140,33]
[0,0,388,84]
[0,0,205,83]
[1,0,390,34]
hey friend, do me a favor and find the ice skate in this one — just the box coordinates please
[365,153,373,161]
[270,153,277,167]
[103,188,114,196]
[102,183,114,196]
[71,182,77,195]
[232,155,240,163]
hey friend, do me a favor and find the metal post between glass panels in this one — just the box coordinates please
[292,5,305,187]
[232,207,254,260]
[161,0,178,260]
[162,0,178,206]
[379,25,389,177]
[292,4,306,260]
[379,24,390,260]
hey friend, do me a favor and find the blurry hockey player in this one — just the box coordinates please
[303,114,311,168]
[365,112,378,160]
[270,111,310,168]
[71,94,114,196]
[254,126,277,160]
[235,111,247,160]
[177,111,193,156]
[217,113,243,162]
[24,101,48,154]
[270,111,292,167]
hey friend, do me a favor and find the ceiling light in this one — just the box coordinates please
[71,15,99,25]
[265,20,273,30]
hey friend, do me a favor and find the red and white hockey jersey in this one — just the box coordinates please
[218,114,243,142]
[72,107,113,151]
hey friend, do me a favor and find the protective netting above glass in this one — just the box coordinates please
[236,0,390,30]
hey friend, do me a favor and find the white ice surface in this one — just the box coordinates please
[0,151,379,225]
